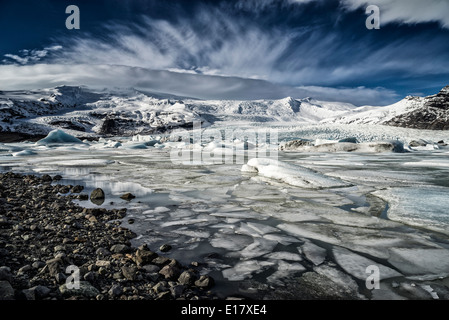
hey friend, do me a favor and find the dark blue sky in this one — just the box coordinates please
[1,0,449,105]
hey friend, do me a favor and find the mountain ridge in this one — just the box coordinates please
[0,85,448,138]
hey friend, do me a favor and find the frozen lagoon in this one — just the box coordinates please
[1,125,449,299]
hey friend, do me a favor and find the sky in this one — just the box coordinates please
[0,0,449,105]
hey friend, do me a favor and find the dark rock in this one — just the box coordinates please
[194,275,215,289]
[108,284,123,297]
[153,282,168,293]
[121,266,137,281]
[83,271,95,282]
[178,270,197,286]
[159,265,181,280]
[17,264,32,275]
[95,247,111,257]
[0,266,13,282]
[170,285,185,298]
[59,281,100,298]
[159,244,172,252]
[31,261,45,269]
[41,174,52,183]
[46,258,62,277]
[71,185,84,193]
[53,175,63,181]
[141,264,160,274]
[156,291,172,300]
[0,281,15,300]
[0,216,10,227]
[120,193,136,201]
[77,194,89,201]
[90,188,105,205]
[135,248,158,266]
[22,285,51,300]
[152,256,170,266]
[110,244,131,254]
[55,272,68,284]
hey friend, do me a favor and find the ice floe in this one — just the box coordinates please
[388,248,449,276]
[332,247,402,280]
[242,158,349,188]
[301,240,327,266]
[222,260,276,281]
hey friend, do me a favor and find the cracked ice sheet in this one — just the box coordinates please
[240,239,279,259]
[265,251,303,261]
[277,222,441,260]
[210,232,254,251]
[267,261,306,285]
[314,264,361,296]
[236,222,280,237]
[373,187,449,235]
[326,169,425,188]
[332,247,402,281]
[301,240,327,266]
[248,202,323,223]
[160,214,218,227]
[222,260,276,281]
[388,248,449,277]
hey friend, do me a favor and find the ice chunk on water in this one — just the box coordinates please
[210,232,254,251]
[222,260,275,281]
[242,158,349,188]
[236,222,279,237]
[12,149,36,157]
[333,247,402,280]
[172,228,211,239]
[36,129,84,144]
[143,207,171,215]
[263,233,303,245]
[388,248,449,276]
[267,261,306,285]
[44,159,115,167]
[265,251,303,261]
[240,239,278,259]
[278,223,340,245]
[301,240,327,266]
[314,264,360,295]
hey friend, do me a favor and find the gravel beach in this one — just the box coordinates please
[0,172,217,300]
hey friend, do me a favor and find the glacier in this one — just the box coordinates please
[1,85,449,300]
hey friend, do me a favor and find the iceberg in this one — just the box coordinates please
[280,139,405,153]
[241,158,348,188]
[36,129,84,145]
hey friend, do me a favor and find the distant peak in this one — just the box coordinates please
[439,85,449,95]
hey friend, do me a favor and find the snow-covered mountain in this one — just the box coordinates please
[0,85,448,138]
[325,86,449,129]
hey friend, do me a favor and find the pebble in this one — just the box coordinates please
[0,172,217,301]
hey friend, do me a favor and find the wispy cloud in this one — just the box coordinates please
[341,0,449,28]
[0,63,399,105]
[1,0,447,105]
[2,45,62,65]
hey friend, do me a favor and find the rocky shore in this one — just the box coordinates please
[0,172,216,300]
